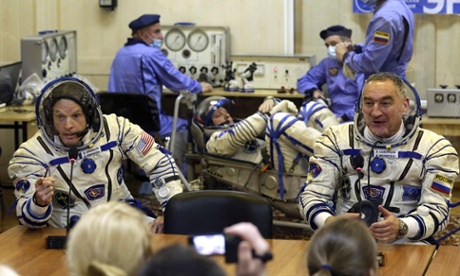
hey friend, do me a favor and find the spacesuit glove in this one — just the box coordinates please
[269,100,298,116]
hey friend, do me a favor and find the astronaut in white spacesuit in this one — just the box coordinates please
[299,72,459,244]
[8,77,183,232]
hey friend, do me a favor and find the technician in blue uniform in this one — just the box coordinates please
[107,14,213,168]
[297,25,364,122]
[336,0,414,79]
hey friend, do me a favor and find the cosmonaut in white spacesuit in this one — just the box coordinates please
[299,72,459,244]
[8,77,183,232]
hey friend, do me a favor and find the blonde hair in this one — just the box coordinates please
[307,218,378,276]
[67,201,152,276]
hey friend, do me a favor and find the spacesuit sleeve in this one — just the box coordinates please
[296,59,328,95]
[114,114,183,208]
[206,112,268,156]
[142,52,202,94]
[8,136,53,228]
[298,126,344,230]
[409,134,459,240]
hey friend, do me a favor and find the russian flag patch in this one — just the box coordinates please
[137,131,154,156]
[373,31,390,45]
[430,174,453,196]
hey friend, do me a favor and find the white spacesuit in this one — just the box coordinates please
[299,75,459,243]
[8,77,183,228]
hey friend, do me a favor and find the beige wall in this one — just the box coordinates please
[1,0,458,96]
[0,0,459,181]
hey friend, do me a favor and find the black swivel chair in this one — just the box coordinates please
[97,92,161,176]
[97,92,161,136]
[164,190,273,238]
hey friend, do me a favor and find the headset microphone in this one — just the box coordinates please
[46,145,78,249]
[74,127,89,138]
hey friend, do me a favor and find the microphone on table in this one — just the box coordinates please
[46,145,78,249]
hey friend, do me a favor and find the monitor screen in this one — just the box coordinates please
[0,61,21,105]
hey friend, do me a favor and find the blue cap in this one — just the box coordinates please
[319,25,352,40]
[129,14,161,31]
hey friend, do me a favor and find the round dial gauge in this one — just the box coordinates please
[49,38,58,62]
[58,36,68,59]
[187,29,209,52]
[41,40,49,64]
[164,28,186,52]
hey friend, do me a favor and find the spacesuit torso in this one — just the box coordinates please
[299,123,458,242]
[9,114,182,228]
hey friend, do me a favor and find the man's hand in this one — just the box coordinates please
[150,216,164,234]
[200,82,213,93]
[224,222,270,276]
[258,97,276,113]
[370,205,399,242]
[335,41,351,62]
[312,90,325,100]
[34,177,55,207]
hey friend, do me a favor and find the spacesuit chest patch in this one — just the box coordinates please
[328,67,338,77]
[54,191,75,209]
[363,186,385,199]
[373,31,390,45]
[402,186,421,201]
[430,174,453,196]
[14,178,30,194]
[84,184,105,200]
[309,163,322,178]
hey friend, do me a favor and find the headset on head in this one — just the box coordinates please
[35,76,100,130]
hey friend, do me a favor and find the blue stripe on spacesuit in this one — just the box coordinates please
[267,113,298,199]
[22,198,52,227]
[48,141,118,166]
[410,214,426,240]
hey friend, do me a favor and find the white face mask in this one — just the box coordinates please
[328,46,336,59]
[150,39,162,48]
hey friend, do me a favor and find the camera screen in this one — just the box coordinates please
[190,234,226,256]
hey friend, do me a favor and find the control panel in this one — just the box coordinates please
[427,87,460,118]
[21,30,77,82]
[230,54,316,91]
[160,25,230,87]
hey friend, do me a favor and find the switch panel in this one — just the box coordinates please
[21,30,77,82]
[427,88,460,117]
[160,25,230,87]
[230,54,316,91]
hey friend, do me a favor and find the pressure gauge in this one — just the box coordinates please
[49,38,58,62]
[41,40,49,64]
[165,28,186,52]
[187,29,209,52]
[58,36,68,59]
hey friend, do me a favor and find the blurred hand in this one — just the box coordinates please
[150,216,164,234]
[370,205,399,242]
[258,98,276,113]
[34,176,55,207]
[224,222,270,276]
[312,90,325,99]
[200,82,213,93]
[270,100,298,116]
[335,41,351,62]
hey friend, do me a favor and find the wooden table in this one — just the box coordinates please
[0,105,37,149]
[425,246,460,276]
[0,225,438,276]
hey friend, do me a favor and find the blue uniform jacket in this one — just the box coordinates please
[344,0,414,79]
[107,38,202,138]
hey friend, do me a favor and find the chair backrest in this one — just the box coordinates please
[97,92,161,134]
[164,190,273,238]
